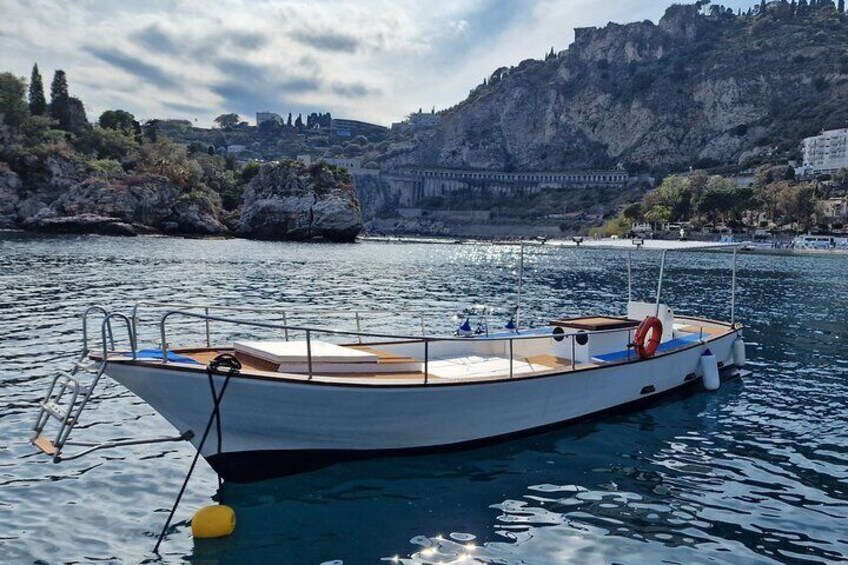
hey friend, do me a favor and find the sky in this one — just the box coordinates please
[0,0,753,127]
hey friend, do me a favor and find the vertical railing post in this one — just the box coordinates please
[160,317,168,365]
[655,250,667,317]
[204,307,211,347]
[424,340,429,384]
[627,329,632,361]
[627,250,633,304]
[571,336,576,370]
[282,312,289,342]
[420,315,426,337]
[106,318,115,351]
[355,312,362,344]
[306,329,313,380]
[730,246,738,327]
[509,338,514,379]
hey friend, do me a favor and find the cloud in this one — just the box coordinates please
[331,81,380,99]
[289,28,361,53]
[0,0,756,126]
[131,23,179,55]
[84,46,177,89]
[162,101,209,115]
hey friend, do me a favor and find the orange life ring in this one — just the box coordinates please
[634,316,663,359]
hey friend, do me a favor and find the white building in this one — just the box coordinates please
[802,128,848,175]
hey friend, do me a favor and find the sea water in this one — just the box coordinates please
[0,233,846,564]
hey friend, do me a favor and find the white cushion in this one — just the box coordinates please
[234,340,379,365]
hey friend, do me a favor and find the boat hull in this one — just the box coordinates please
[104,332,739,482]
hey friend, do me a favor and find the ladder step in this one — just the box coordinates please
[41,400,72,422]
[73,361,102,374]
[56,374,91,395]
[32,436,58,456]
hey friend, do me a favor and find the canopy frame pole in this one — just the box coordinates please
[516,242,524,328]
[655,250,667,317]
[626,250,633,304]
[731,246,738,327]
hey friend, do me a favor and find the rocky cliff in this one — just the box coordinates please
[237,160,362,242]
[0,144,362,240]
[392,3,848,172]
[0,148,227,235]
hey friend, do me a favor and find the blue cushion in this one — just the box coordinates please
[591,333,701,364]
[135,349,203,365]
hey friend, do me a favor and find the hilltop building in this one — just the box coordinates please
[384,168,630,206]
[801,128,848,175]
[256,111,283,126]
[391,109,440,132]
[330,118,388,139]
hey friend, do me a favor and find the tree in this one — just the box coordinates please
[755,180,786,221]
[294,113,304,130]
[0,72,29,128]
[98,109,139,134]
[287,112,293,127]
[142,119,160,142]
[644,205,672,228]
[642,175,692,221]
[622,203,643,221]
[49,70,71,130]
[66,97,90,133]
[840,0,845,12]
[778,183,817,229]
[213,113,240,129]
[28,64,47,116]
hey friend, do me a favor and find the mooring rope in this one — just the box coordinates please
[153,353,241,554]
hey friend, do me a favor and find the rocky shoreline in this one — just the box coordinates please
[0,152,362,241]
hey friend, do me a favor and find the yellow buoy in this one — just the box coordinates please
[191,504,236,539]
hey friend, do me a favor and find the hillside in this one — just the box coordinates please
[388,2,848,173]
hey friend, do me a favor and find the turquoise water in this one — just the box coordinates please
[1,233,846,564]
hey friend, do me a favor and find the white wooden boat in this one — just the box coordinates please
[30,240,749,483]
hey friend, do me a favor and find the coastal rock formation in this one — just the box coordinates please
[1,151,227,236]
[0,167,21,228]
[49,175,228,235]
[237,160,362,242]
[390,4,848,171]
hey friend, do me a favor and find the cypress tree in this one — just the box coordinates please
[49,69,71,130]
[28,63,47,116]
[760,0,767,14]
[287,112,293,127]
[839,0,845,12]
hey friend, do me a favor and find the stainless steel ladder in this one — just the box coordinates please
[30,306,122,461]
[30,307,188,462]
[30,355,108,461]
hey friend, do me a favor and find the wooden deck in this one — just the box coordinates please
[161,346,584,385]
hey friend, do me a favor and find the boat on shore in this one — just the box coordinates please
[30,239,749,483]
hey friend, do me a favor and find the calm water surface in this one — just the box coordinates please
[0,233,846,564]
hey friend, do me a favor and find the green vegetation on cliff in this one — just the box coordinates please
[0,69,361,238]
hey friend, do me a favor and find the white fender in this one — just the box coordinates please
[700,350,720,391]
[732,338,746,368]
